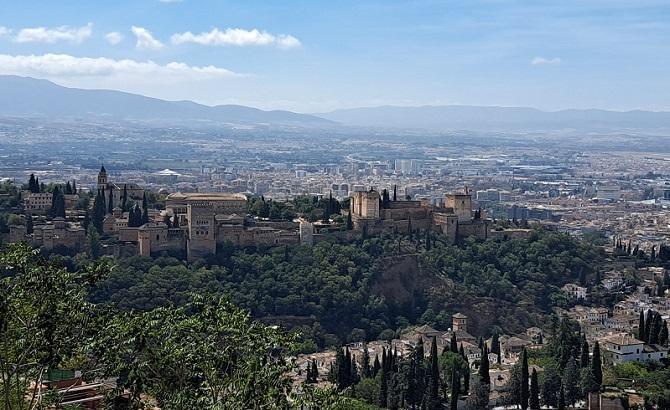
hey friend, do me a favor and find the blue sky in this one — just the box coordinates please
[0,0,669,112]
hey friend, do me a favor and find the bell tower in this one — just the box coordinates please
[97,165,108,189]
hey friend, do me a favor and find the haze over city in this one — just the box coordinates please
[1,0,669,111]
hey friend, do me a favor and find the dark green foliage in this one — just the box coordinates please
[449,365,459,410]
[92,190,106,234]
[50,185,65,218]
[529,368,540,410]
[580,335,590,368]
[427,336,440,409]
[478,344,489,385]
[660,321,668,346]
[107,187,114,214]
[562,356,579,406]
[591,341,602,387]
[541,367,561,408]
[521,348,529,410]
[25,213,33,234]
[639,310,646,341]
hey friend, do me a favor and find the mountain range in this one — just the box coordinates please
[0,75,332,126]
[318,105,670,132]
[3,75,670,132]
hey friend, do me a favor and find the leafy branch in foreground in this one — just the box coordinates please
[91,294,300,409]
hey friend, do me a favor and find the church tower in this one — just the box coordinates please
[97,165,108,189]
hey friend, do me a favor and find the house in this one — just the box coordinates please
[562,283,587,300]
[599,333,667,365]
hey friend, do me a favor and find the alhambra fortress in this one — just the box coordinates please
[11,167,530,261]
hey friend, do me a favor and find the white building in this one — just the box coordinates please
[562,283,587,300]
[600,333,667,365]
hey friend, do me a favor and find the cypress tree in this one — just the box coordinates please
[462,356,470,395]
[479,344,490,385]
[521,348,529,410]
[362,342,370,378]
[121,184,128,211]
[107,188,114,214]
[65,181,72,195]
[379,368,388,407]
[449,365,459,410]
[92,190,106,234]
[142,192,149,223]
[639,310,646,341]
[591,342,602,388]
[344,347,352,387]
[451,335,458,353]
[580,336,590,368]
[83,209,90,231]
[563,356,579,407]
[71,180,77,194]
[644,310,653,344]
[28,174,36,193]
[346,211,353,230]
[350,353,359,385]
[529,368,540,410]
[393,185,397,201]
[659,321,668,347]
[649,312,661,345]
[427,336,440,409]
[335,347,347,390]
[557,382,566,410]
[173,213,179,228]
[372,354,381,377]
[25,213,33,234]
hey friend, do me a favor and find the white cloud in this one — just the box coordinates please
[171,28,301,49]
[531,56,562,66]
[0,27,10,37]
[0,53,241,80]
[105,32,123,45]
[131,26,164,50]
[14,23,92,44]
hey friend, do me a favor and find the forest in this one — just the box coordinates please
[82,228,605,351]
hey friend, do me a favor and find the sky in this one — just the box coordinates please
[0,0,669,112]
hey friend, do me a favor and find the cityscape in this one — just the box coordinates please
[1,1,670,410]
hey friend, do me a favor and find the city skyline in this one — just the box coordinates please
[1,0,669,112]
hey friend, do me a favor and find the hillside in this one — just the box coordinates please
[0,75,335,126]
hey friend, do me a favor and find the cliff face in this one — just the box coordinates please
[371,254,547,336]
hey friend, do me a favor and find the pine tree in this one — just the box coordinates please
[521,348,529,410]
[529,368,540,410]
[639,310,646,341]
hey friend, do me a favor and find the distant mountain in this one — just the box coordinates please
[318,105,670,132]
[0,75,334,126]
